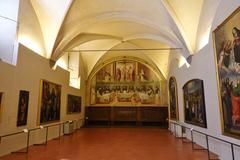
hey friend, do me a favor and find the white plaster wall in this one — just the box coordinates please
[18,0,46,57]
[0,44,85,156]
[168,1,240,159]
[0,0,19,65]
[0,0,19,20]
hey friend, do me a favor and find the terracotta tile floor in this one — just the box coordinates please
[0,128,213,160]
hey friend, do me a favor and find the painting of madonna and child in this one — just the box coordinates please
[90,60,166,106]
[213,7,240,137]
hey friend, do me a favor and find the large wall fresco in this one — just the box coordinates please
[90,60,165,106]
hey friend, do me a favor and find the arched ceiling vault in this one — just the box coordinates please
[30,0,73,58]
[27,0,221,79]
[51,13,187,60]
[62,33,122,53]
[71,38,170,79]
[161,0,204,53]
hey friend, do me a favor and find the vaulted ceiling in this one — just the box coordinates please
[21,0,221,79]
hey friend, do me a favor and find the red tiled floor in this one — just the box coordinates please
[0,128,211,160]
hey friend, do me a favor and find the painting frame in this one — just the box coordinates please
[38,80,61,125]
[168,76,179,121]
[213,7,240,138]
[183,79,207,128]
[0,92,4,123]
[67,94,81,114]
[17,90,29,126]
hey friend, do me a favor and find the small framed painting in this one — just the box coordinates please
[0,92,3,122]
[183,79,207,128]
[169,76,179,120]
[67,94,81,114]
[17,90,29,126]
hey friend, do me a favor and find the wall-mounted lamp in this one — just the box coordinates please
[186,55,193,65]
[185,55,193,68]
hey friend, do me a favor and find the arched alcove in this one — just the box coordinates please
[86,56,168,107]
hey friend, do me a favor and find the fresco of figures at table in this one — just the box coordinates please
[39,80,61,124]
[213,7,240,137]
[90,60,163,106]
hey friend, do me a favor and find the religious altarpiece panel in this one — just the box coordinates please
[169,76,179,121]
[67,94,81,114]
[17,90,29,126]
[0,92,3,122]
[38,80,61,124]
[213,7,240,138]
[183,79,207,128]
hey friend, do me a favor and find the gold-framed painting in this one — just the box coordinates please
[213,7,240,138]
[0,92,3,122]
[183,79,207,128]
[67,94,81,114]
[17,90,29,126]
[38,80,61,124]
[169,76,179,120]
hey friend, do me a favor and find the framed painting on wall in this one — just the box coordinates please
[0,92,3,122]
[183,79,207,128]
[213,7,240,137]
[17,90,29,126]
[67,94,81,114]
[38,80,61,124]
[169,77,179,120]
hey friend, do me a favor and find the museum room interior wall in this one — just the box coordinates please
[168,0,240,159]
[0,0,19,65]
[0,44,86,156]
[1,0,240,159]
